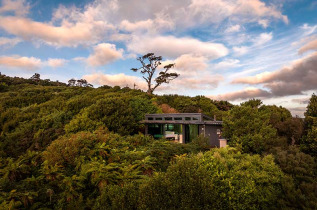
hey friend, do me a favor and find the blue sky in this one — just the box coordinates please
[0,0,316,116]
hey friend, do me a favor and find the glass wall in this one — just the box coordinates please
[185,124,199,143]
[148,124,164,139]
[164,124,182,140]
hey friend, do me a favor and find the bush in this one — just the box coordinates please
[139,147,285,209]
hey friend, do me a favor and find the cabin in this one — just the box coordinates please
[142,113,227,147]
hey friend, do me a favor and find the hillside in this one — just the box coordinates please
[0,74,316,209]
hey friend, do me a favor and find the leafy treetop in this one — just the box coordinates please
[131,53,179,95]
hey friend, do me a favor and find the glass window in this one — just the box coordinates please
[174,117,182,120]
[164,124,182,140]
[148,124,163,139]
[185,117,191,121]
[164,124,182,134]
[155,117,163,120]
[165,117,172,121]
[148,117,153,120]
[185,124,199,143]
[193,117,199,121]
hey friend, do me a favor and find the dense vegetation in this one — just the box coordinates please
[0,74,316,209]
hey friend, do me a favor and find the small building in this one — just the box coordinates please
[142,113,227,147]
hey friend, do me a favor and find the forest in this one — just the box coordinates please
[0,73,316,209]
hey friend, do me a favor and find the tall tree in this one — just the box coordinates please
[131,53,179,95]
[301,93,317,156]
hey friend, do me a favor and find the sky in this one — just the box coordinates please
[0,0,316,116]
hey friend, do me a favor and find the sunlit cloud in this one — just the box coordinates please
[83,72,147,89]
[87,43,123,66]
[127,35,228,59]
[47,58,67,68]
[0,55,41,70]
[0,37,21,47]
[0,0,29,16]
[299,38,317,54]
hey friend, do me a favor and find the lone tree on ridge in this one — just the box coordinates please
[131,53,179,95]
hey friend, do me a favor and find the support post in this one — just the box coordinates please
[145,124,148,135]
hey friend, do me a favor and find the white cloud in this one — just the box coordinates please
[127,35,228,59]
[47,58,67,68]
[0,37,21,47]
[162,75,223,91]
[188,0,288,27]
[233,46,249,56]
[0,55,41,70]
[225,24,241,33]
[213,58,241,70]
[0,0,29,16]
[0,0,288,48]
[258,19,269,28]
[119,19,154,32]
[83,72,147,89]
[253,32,273,46]
[301,23,317,36]
[161,54,208,76]
[0,13,114,47]
[87,43,123,66]
[299,38,317,54]
[119,17,174,33]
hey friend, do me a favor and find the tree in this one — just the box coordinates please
[68,78,76,86]
[30,73,40,83]
[139,148,286,209]
[67,78,93,87]
[223,100,278,154]
[131,53,179,95]
[301,93,317,156]
[76,79,87,87]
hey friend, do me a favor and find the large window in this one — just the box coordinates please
[164,124,182,140]
[148,124,164,139]
[185,124,199,143]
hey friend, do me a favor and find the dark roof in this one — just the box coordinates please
[141,113,223,125]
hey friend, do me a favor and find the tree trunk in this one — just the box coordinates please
[147,89,153,95]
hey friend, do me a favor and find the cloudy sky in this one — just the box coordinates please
[0,0,316,116]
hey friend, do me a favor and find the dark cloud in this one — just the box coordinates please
[233,52,317,97]
[209,88,271,101]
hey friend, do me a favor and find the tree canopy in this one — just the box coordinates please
[0,74,316,209]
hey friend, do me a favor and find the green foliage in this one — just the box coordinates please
[305,93,317,119]
[0,82,8,92]
[139,148,285,210]
[301,94,317,157]
[301,126,317,156]
[270,146,317,209]
[0,76,160,158]
[241,98,263,108]
[0,75,315,209]
[155,95,231,120]
[223,102,278,154]
[94,182,139,209]
[261,105,304,145]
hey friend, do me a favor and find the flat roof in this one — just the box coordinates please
[142,113,223,125]
[145,113,213,119]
